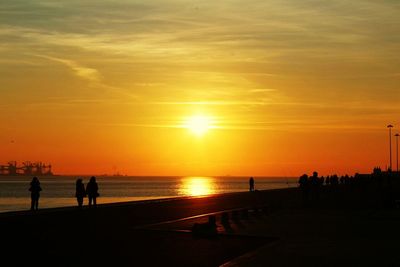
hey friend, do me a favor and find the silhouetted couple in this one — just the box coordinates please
[75,176,99,208]
[298,171,321,202]
[29,176,42,210]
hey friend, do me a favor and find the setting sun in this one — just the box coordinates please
[185,115,213,136]
[0,0,397,177]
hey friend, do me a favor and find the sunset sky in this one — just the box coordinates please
[1,0,399,176]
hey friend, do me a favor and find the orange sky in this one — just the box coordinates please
[0,1,399,176]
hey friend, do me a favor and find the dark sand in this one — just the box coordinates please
[0,189,294,267]
[1,184,399,267]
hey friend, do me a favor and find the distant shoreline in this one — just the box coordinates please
[0,174,297,179]
[0,187,293,217]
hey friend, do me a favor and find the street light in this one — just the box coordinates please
[387,124,393,171]
[395,133,399,173]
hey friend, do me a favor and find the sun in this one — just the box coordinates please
[185,115,213,136]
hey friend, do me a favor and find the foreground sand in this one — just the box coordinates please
[1,185,399,266]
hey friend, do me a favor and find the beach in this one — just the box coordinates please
[0,176,297,212]
[2,0,398,266]
[1,183,400,267]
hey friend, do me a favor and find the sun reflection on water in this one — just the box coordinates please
[179,177,216,196]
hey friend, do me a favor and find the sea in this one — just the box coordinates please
[0,176,298,213]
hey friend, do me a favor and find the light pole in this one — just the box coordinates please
[388,125,393,171]
[395,133,399,173]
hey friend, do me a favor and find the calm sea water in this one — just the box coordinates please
[0,176,297,213]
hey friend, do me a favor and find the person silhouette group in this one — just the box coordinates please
[298,171,326,201]
[74,176,99,207]
[75,176,99,207]
[29,176,99,210]
[297,169,389,204]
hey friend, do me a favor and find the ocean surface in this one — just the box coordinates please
[0,176,297,213]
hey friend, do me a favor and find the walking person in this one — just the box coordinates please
[75,178,86,208]
[249,177,255,192]
[311,171,320,200]
[299,174,309,202]
[86,176,99,207]
[29,177,42,211]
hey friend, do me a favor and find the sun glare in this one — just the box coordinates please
[185,115,213,136]
[179,177,216,196]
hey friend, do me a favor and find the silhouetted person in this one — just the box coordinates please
[319,176,325,186]
[75,179,86,208]
[86,176,99,207]
[325,176,330,186]
[311,171,320,200]
[331,174,339,187]
[29,177,42,210]
[249,177,255,192]
[299,174,309,201]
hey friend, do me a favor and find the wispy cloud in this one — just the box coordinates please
[249,89,277,93]
[31,54,138,100]
[0,0,399,123]
[148,101,268,106]
[35,55,101,83]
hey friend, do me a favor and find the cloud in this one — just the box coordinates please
[30,54,137,101]
[35,54,101,83]
[1,0,398,67]
[0,0,399,110]
[149,101,268,106]
[249,89,277,93]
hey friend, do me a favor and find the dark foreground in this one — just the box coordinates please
[0,190,290,267]
[1,181,400,267]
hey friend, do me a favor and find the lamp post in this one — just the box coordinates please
[387,125,393,171]
[395,133,399,173]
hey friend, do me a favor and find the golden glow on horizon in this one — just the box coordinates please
[179,177,216,196]
[185,115,213,136]
[0,0,398,176]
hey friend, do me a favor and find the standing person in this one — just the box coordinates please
[29,177,42,211]
[75,179,86,208]
[86,176,99,207]
[311,171,320,200]
[299,174,309,201]
[249,177,255,192]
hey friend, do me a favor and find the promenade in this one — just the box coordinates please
[1,183,399,266]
